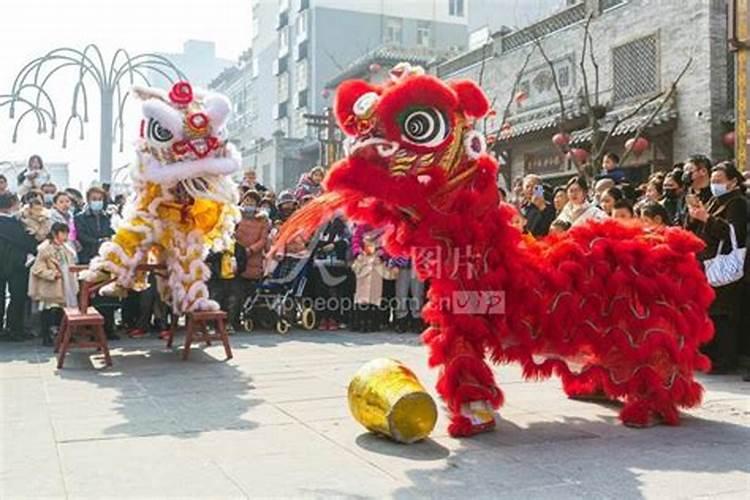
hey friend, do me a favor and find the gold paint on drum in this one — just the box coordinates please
[347,358,437,443]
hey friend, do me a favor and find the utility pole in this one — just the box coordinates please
[730,0,749,171]
[304,108,342,167]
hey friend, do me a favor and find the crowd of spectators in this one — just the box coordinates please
[0,158,427,351]
[509,152,750,378]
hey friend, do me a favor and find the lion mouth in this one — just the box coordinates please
[345,136,400,158]
[345,136,436,177]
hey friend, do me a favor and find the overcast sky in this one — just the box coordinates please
[0,0,252,190]
[0,0,562,190]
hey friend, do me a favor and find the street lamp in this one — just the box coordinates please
[0,45,186,183]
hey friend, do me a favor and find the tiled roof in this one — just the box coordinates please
[325,45,455,88]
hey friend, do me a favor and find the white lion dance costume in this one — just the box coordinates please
[85,81,240,314]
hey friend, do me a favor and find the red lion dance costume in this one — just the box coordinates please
[278,63,715,437]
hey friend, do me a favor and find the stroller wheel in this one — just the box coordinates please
[301,307,316,330]
[276,319,290,335]
[243,318,254,333]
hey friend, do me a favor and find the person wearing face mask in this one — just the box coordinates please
[233,190,270,330]
[40,182,57,208]
[74,186,118,339]
[686,161,747,374]
[660,168,687,226]
[682,154,713,205]
[74,186,114,265]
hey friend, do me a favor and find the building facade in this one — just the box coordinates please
[435,0,735,186]
[151,40,233,89]
[212,0,470,191]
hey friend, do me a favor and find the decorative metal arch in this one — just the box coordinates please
[0,45,186,182]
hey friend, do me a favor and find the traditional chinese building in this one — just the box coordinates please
[434,0,735,187]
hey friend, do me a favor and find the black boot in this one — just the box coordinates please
[395,317,408,333]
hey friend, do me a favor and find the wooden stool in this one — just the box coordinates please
[54,307,112,369]
[167,311,233,361]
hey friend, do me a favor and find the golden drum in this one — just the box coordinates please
[347,358,437,443]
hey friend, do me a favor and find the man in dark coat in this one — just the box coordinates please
[520,174,555,237]
[74,186,117,339]
[74,186,114,265]
[0,193,37,340]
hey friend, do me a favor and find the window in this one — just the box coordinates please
[417,21,431,48]
[277,102,288,119]
[299,0,309,11]
[296,11,308,41]
[297,89,308,109]
[612,34,658,101]
[384,17,403,44]
[277,56,288,74]
[297,60,308,91]
[296,40,308,61]
[278,73,290,102]
[295,108,308,138]
[279,27,289,57]
[277,11,289,29]
[449,0,464,17]
[277,117,289,136]
[556,65,569,88]
[252,4,260,39]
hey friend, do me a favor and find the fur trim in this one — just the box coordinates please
[142,99,185,138]
[139,144,240,185]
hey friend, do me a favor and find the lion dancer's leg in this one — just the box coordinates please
[82,218,154,291]
[422,314,503,437]
[566,299,713,428]
[164,229,218,315]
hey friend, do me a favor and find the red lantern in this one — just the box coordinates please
[369,63,381,73]
[321,88,331,99]
[567,148,589,164]
[625,137,650,156]
[552,132,570,147]
[723,131,736,148]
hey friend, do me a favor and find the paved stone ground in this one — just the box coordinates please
[1,330,749,499]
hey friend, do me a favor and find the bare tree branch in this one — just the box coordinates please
[587,30,600,106]
[593,90,665,160]
[534,38,567,130]
[483,96,497,134]
[579,13,594,115]
[535,37,586,176]
[619,57,693,166]
[323,48,345,72]
[492,44,537,146]
[477,41,491,87]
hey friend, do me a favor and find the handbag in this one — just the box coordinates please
[704,224,746,287]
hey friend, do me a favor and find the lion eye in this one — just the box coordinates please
[400,107,448,147]
[147,118,174,143]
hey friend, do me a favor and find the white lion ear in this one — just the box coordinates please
[132,85,168,101]
[205,93,231,130]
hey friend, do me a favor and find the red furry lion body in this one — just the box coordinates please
[279,64,714,436]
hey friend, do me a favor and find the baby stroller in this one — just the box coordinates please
[241,230,320,334]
